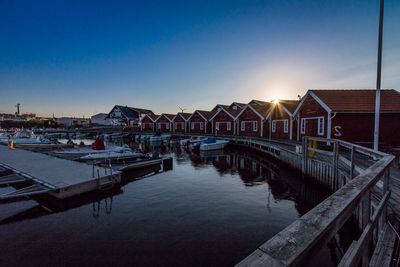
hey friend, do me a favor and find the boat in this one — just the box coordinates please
[199,137,229,151]
[79,150,146,163]
[53,145,132,160]
[116,157,163,171]
[180,136,207,146]
[0,131,51,145]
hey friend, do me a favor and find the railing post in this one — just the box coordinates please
[361,192,371,266]
[302,136,308,175]
[332,141,339,184]
[350,146,355,180]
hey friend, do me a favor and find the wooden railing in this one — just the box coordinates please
[237,137,394,267]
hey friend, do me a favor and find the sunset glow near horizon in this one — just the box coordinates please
[1,0,399,117]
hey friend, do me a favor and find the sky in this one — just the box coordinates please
[0,0,399,117]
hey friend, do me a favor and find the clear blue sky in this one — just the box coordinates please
[0,0,399,117]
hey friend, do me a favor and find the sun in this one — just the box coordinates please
[272,99,280,104]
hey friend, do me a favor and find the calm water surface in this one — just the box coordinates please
[0,142,332,266]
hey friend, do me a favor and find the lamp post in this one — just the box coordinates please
[373,0,384,151]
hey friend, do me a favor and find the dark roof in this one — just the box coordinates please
[211,104,230,112]
[248,100,273,117]
[310,89,400,113]
[196,110,214,120]
[148,114,160,121]
[176,112,192,120]
[108,105,153,119]
[158,113,175,121]
[229,102,246,109]
[225,107,241,118]
[278,100,300,114]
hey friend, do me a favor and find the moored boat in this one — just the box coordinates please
[199,137,229,151]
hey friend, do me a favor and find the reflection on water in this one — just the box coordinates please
[0,141,333,267]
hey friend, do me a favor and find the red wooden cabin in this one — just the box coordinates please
[237,100,273,138]
[270,100,299,141]
[294,89,400,146]
[210,106,240,136]
[156,113,175,132]
[140,114,159,132]
[188,110,212,134]
[172,112,191,133]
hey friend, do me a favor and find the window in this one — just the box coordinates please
[253,121,258,132]
[216,122,219,130]
[318,117,324,136]
[200,122,203,130]
[284,120,289,133]
[272,121,276,133]
[301,119,306,134]
[241,121,245,131]
[191,123,194,130]
[166,123,169,130]
[158,123,161,129]
[227,122,231,131]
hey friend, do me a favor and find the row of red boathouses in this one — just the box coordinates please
[139,89,400,147]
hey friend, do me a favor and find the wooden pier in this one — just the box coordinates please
[0,145,121,199]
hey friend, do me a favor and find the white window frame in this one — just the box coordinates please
[272,121,276,133]
[200,122,204,130]
[191,122,194,130]
[241,121,245,131]
[158,123,161,129]
[227,122,231,131]
[284,120,289,133]
[166,123,169,130]
[318,117,324,136]
[253,121,258,132]
[216,122,219,130]
[301,118,306,134]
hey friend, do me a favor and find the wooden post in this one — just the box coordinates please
[361,192,371,266]
[350,146,355,180]
[333,141,339,184]
[302,136,308,175]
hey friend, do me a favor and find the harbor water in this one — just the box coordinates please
[0,141,333,266]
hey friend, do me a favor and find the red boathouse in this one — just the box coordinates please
[140,114,159,132]
[270,100,299,141]
[188,110,212,134]
[294,89,400,146]
[237,100,273,138]
[155,113,175,132]
[172,113,191,133]
[210,106,240,136]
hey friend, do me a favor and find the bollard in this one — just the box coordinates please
[8,139,14,150]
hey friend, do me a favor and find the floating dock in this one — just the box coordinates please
[0,145,121,200]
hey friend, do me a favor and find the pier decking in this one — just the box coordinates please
[0,145,121,199]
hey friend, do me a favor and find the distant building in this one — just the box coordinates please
[105,105,154,126]
[57,117,90,127]
[91,113,113,126]
[172,113,191,133]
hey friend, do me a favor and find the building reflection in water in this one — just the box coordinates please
[0,142,331,225]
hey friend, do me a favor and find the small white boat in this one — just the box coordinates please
[79,150,145,163]
[0,131,51,145]
[199,138,229,151]
[53,145,131,160]
[180,136,207,146]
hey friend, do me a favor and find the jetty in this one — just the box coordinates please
[0,145,121,200]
